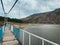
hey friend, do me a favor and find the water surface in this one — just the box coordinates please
[24,24,60,45]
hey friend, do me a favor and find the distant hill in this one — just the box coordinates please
[0,8,60,24]
[21,8,60,24]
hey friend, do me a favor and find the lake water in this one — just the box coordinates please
[8,24,60,45]
[24,24,60,45]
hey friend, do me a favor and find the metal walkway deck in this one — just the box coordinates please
[2,27,20,45]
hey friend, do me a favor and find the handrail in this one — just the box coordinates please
[10,25,59,45]
[20,29,59,45]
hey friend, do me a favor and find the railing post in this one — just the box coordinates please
[2,26,5,33]
[42,40,44,45]
[11,26,13,32]
[29,34,31,45]
[12,28,59,45]
[23,31,24,45]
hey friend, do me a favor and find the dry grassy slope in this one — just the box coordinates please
[22,8,60,24]
[9,22,29,28]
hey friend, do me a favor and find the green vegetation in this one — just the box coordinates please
[0,16,23,23]
[7,18,23,23]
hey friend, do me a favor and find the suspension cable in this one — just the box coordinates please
[1,0,6,14]
[0,0,19,26]
[1,0,7,26]
[8,0,18,14]
[1,0,18,14]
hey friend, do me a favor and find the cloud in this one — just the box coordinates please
[20,10,29,18]
[2,0,16,13]
[46,0,60,8]
[0,0,60,19]
[20,0,38,10]
[20,0,60,18]
[0,0,20,19]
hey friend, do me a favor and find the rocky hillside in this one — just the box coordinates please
[22,8,60,24]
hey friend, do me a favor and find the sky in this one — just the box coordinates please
[0,0,60,19]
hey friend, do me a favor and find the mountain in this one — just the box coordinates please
[0,8,60,24]
[21,8,60,24]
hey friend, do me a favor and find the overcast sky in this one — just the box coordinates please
[0,0,60,19]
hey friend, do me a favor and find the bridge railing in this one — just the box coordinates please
[21,29,59,45]
[0,26,5,45]
[9,25,59,45]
